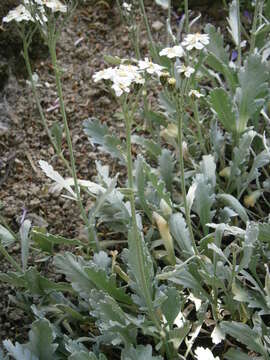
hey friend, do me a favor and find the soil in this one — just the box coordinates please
[0,0,225,346]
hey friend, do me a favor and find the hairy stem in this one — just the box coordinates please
[176,97,198,255]
[49,40,99,250]
[0,243,22,273]
[22,35,72,174]
[250,0,260,53]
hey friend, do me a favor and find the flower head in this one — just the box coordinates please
[138,57,164,76]
[3,4,34,23]
[25,0,67,13]
[41,0,67,13]
[194,347,220,360]
[177,64,195,78]
[159,45,185,59]
[93,63,144,97]
[123,2,132,12]
[189,89,204,98]
[182,33,210,51]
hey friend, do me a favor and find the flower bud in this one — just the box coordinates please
[244,190,261,208]
[153,211,176,265]
[167,77,176,92]
[160,199,172,217]
[159,71,170,86]
[219,166,231,179]
[160,123,178,139]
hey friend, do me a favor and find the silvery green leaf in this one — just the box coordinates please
[169,213,194,256]
[144,161,172,206]
[154,0,168,9]
[89,289,137,346]
[167,321,191,350]
[258,223,270,242]
[83,118,125,161]
[132,135,161,159]
[161,287,182,326]
[238,222,259,272]
[194,175,215,235]
[224,348,261,360]
[217,194,248,223]
[121,345,163,360]
[93,251,111,271]
[230,130,256,181]
[39,160,76,198]
[210,121,225,162]
[245,150,270,186]
[69,352,106,360]
[54,253,95,298]
[84,264,132,305]
[3,341,38,360]
[19,219,31,272]
[159,149,174,193]
[200,155,216,187]
[227,0,240,46]
[206,223,245,237]
[135,156,152,221]
[27,319,58,360]
[209,88,237,134]
[208,243,229,264]
[0,225,15,247]
[220,321,267,357]
[205,24,230,66]
[237,55,269,133]
[127,230,155,308]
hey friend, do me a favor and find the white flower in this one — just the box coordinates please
[194,347,220,360]
[111,81,130,97]
[159,45,185,59]
[123,2,132,12]
[189,89,204,98]
[42,0,67,13]
[93,67,115,82]
[177,64,195,78]
[182,33,210,51]
[93,64,144,97]
[3,4,34,23]
[138,58,164,76]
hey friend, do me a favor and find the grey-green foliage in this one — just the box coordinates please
[3,319,57,360]
[121,345,163,360]
[83,118,125,161]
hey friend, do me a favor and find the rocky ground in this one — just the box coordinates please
[0,0,225,344]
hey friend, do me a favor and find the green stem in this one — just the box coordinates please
[138,0,158,61]
[22,34,72,174]
[236,0,242,67]
[166,0,172,46]
[49,40,99,251]
[0,243,22,273]
[123,102,176,359]
[184,0,189,34]
[250,0,260,53]
[193,101,207,155]
[176,97,198,255]
[122,102,160,326]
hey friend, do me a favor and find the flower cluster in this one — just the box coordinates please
[3,4,33,23]
[182,33,210,50]
[3,0,67,24]
[93,59,164,97]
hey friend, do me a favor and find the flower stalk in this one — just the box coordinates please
[22,31,72,174]
[176,97,198,255]
[48,38,99,250]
